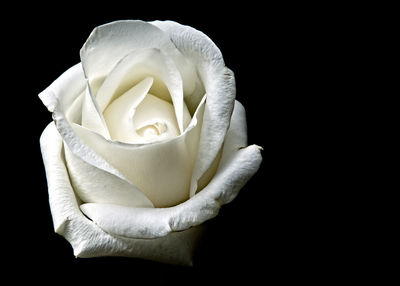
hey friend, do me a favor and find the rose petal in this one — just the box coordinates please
[151,20,236,197]
[95,48,188,133]
[129,94,180,143]
[80,203,171,238]
[81,85,110,139]
[64,144,154,208]
[39,63,136,189]
[99,74,152,114]
[150,21,207,113]
[79,101,262,238]
[102,77,157,143]
[80,20,197,106]
[170,144,262,231]
[39,63,85,113]
[65,91,84,124]
[40,122,201,265]
[40,122,82,233]
[71,97,206,207]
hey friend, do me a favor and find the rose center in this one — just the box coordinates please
[136,122,167,137]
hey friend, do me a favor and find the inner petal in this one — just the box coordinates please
[95,48,187,133]
[136,122,167,137]
[103,76,180,144]
[70,97,206,207]
[132,94,179,143]
[81,86,110,139]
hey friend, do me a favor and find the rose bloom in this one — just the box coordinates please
[39,20,262,266]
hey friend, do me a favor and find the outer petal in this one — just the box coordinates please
[40,122,203,266]
[80,101,263,238]
[39,63,86,113]
[64,145,154,208]
[151,20,236,197]
[38,63,144,200]
[80,20,197,98]
[80,203,172,238]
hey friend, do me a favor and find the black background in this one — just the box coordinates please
[3,4,334,285]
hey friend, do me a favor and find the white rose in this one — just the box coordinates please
[39,20,262,266]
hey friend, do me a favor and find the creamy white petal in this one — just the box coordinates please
[39,63,136,189]
[40,122,201,265]
[71,97,206,207]
[103,76,152,117]
[151,20,225,111]
[96,48,187,133]
[64,144,154,208]
[40,122,82,233]
[81,85,110,138]
[151,20,236,197]
[95,49,169,110]
[80,203,171,238]
[170,144,262,231]
[80,20,197,100]
[169,99,261,225]
[65,90,84,124]
[103,77,157,143]
[78,101,262,239]
[130,94,180,144]
[39,63,85,112]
